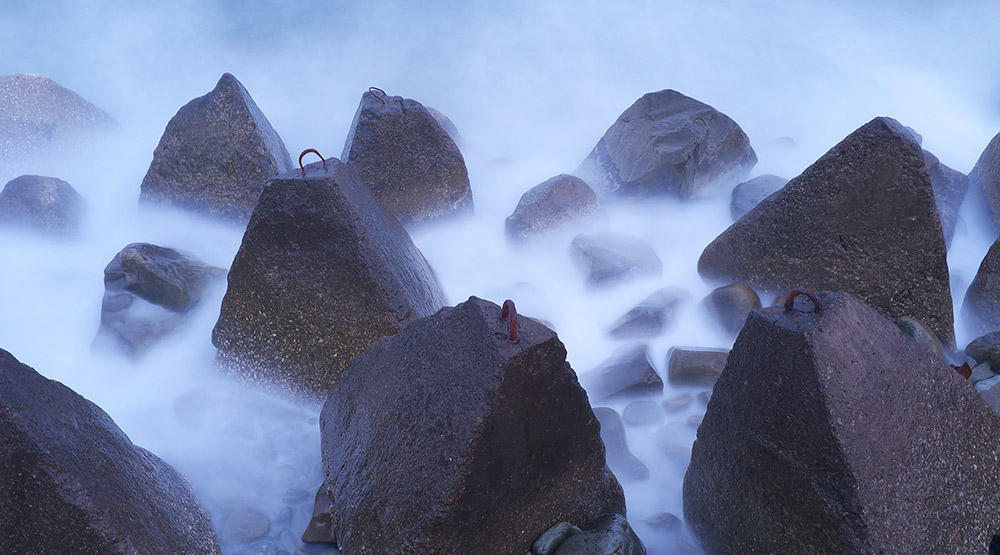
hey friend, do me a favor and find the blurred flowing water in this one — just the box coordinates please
[1,2,999,553]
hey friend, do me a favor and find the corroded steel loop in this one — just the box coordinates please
[298,149,328,175]
[784,288,822,313]
[501,299,518,344]
[369,87,387,105]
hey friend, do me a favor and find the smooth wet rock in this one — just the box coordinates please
[895,316,944,359]
[968,131,1000,232]
[213,157,447,399]
[320,297,624,554]
[730,174,787,221]
[607,287,687,339]
[662,393,693,412]
[549,513,646,555]
[342,89,472,227]
[923,149,968,247]
[583,343,663,401]
[139,73,292,222]
[962,238,1000,338]
[698,117,955,346]
[971,362,998,387]
[533,521,582,555]
[95,243,225,357]
[575,89,756,199]
[966,332,1000,368]
[683,291,1000,553]
[571,231,662,287]
[0,348,221,554]
[667,348,729,388]
[0,74,119,177]
[301,484,335,544]
[505,174,604,242]
[0,174,85,234]
[593,407,650,481]
[700,282,761,335]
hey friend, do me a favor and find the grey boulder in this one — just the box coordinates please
[571,231,662,287]
[533,514,646,555]
[0,174,85,234]
[607,287,687,339]
[923,149,968,247]
[684,291,1000,553]
[968,131,1000,233]
[698,117,954,346]
[730,174,787,221]
[582,343,663,401]
[0,74,119,178]
[506,174,604,242]
[94,243,225,357]
[342,89,473,227]
[962,237,1000,338]
[575,89,756,199]
[139,73,293,222]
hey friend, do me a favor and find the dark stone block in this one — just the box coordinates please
[342,89,472,227]
[320,297,624,554]
[505,174,604,243]
[698,117,954,346]
[0,348,220,554]
[684,292,1000,553]
[213,157,447,399]
[139,73,292,222]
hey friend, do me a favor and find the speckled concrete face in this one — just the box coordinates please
[139,73,293,223]
[212,157,447,401]
[342,90,473,228]
[684,291,1000,554]
[698,116,955,347]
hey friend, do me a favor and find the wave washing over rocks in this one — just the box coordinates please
[2,2,1000,554]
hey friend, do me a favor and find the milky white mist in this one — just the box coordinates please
[2,2,999,553]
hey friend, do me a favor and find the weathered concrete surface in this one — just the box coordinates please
[698,117,954,346]
[320,297,625,554]
[684,291,1000,554]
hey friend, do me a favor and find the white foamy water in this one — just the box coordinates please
[2,2,999,553]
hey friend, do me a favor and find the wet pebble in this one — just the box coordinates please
[622,400,664,426]
[662,393,693,413]
[222,508,272,544]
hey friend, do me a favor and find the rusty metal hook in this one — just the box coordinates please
[501,299,518,344]
[298,149,328,175]
[368,87,386,105]
[784,288,822,313]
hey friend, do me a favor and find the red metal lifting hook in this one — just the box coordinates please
[369,87,387,105]
[784,288,823,313]
[298,149,328,176]
[501,299,518,344]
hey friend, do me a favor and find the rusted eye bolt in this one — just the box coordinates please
[500,299,518,344]
[368,86,386,105]
[784,288,822,313]
[298,149,328,175]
